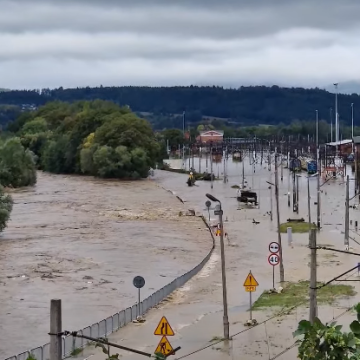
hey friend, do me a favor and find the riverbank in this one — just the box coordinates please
[0,171,212,358]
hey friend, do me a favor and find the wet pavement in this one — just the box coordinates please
[0,172,212,358]
[81,154,360,360]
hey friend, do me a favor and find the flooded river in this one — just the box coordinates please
[0,172,212,358]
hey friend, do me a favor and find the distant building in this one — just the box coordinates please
[197,130,224,144]
[326,139,353,155]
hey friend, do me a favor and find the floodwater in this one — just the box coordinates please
[0,172,212,358]
[83,153,360,360]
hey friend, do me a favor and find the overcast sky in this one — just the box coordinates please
[1,0,360,90]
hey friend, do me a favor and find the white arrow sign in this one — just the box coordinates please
[269,242,280,254]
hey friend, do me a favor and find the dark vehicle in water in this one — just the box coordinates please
[237,190,258,205]
[289,158,301,172]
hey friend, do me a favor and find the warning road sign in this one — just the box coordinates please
[243,271,259,287]
[154,316,175,336]
[155,336,173,356]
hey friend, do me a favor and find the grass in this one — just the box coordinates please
[279,222,317,233]
[70,348,83,356]
[252,281,356,310]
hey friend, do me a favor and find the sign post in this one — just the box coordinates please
[268,242,280,289]
[133,276,145,317]
[154,316,175,356]
[243,271,259,320]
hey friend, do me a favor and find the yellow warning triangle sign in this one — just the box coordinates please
[154,316,175,336]
[243,271,259,287]
[155,336,174,355]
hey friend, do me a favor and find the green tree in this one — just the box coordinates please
[0,186,12,232]
[294,303,360,359]
[0,138,37,187]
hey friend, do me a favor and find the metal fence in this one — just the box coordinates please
[5,217,215,360]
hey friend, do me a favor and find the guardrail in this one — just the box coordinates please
[5,216,215,360]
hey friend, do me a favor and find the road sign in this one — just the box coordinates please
[245,286,256,292]
[133,276,145,289]
[268,254,280,266]
[154,316,175,336]
[155,336,173,356]
[269,242,280,254]
[243,271,259,287]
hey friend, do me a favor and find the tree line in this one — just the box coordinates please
[0,85,359,129]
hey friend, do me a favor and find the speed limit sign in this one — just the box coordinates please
[268,254,280,266]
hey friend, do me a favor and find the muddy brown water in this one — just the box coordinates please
[0,172,211,358]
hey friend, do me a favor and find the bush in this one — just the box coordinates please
[0,137,37,187]
[0,186,13,232]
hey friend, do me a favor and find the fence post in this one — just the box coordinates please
[50,299,62,360]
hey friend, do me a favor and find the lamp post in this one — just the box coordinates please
[334,83,339,154]
[205,194,229,340]
[351,103,354,153]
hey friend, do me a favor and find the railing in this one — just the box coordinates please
[5,216,215,360]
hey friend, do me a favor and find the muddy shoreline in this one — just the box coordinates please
[0,171,213,358]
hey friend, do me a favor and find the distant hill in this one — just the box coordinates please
[1,85,360,127]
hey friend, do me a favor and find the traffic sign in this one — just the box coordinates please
[133,276,145,289]
[155,336,173,356]
[269,242,280,254]
[245,286,256,292]
[154,316,175,336]
[243,271,259,287]
[268,254,280,266]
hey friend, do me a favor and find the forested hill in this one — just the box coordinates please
[0,85,359,126]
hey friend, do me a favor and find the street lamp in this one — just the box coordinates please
[351,103,354,152]
[334,83,339,146]
[205,200,211,221]
[205,193,229,340]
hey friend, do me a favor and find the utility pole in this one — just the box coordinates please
[334,83,339,153]
[307,175,311,230]
[316,110,321,230]
[292,171,297,212]
[296,175,300,215]
[316,151,321,229]
[269,171,273,221]
[330,108,333,142]
[309,229,318,323]
[352,103,354,153]
[182,111,186,169]
[274,148,285,282]
[50,299,62,360]
[210,144,213,189]
[205,194,229,339]
[223,146,227,183]
[345,175,350,249]
[242,151,245,188]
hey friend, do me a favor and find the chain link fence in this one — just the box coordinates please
[5,216,215,360]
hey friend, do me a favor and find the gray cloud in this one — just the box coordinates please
[0,0,360,89]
